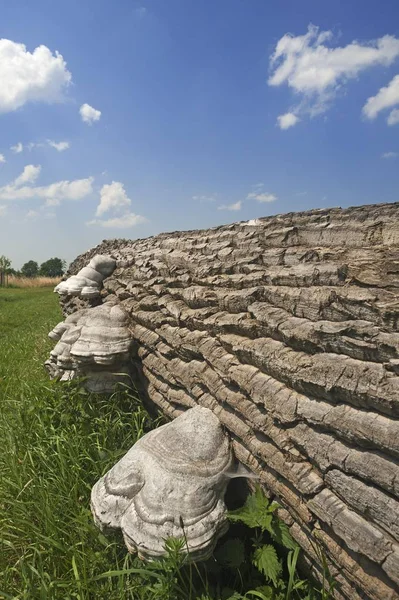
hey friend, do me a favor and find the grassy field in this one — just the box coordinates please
[0,288,330,600]
[6,277,62,289]
[0,287,158,599]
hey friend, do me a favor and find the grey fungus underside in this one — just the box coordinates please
[45,297,132,392]
[47,202,399,600]
[91,406,233,561]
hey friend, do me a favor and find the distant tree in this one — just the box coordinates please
[0,255,11,286]
[21,260,39,278]
[0,255,11,271]
[6,268,18,276]
[39,257,66,277]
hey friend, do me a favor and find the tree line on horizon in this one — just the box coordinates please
[0,255,66,278]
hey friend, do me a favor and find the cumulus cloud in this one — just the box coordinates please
[11,142,23,153]
[0,164,93,204]
[217,201,242,211]
[277,112,299,129]
[363,74,399,124]
[0,154,5,163]
[269,25,399,123]
[88,213,147,228]
[387,107,399,125]
[382,151,398,159]
[89,180,148,228]
[47,140,70,151]
[80,103,101,124]
[14,164,42,186]
[0,39,71,113]
[96,182,131,216]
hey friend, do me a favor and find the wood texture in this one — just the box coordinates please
[59,203,399,600]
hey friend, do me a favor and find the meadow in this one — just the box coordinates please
[6,276,62,288]
[0,288,331,600]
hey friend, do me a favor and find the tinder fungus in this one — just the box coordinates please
[91,406,233,561]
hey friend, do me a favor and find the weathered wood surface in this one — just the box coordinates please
[61,203,399,600]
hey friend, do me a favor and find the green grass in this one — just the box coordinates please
[0,287,157,599]
[0,288,332,600]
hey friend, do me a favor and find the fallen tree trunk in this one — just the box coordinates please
[55,202,399,600]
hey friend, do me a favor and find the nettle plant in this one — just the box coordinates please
[116,485,335,600]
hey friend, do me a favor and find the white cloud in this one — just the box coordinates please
[381,151,398,159]
[96,181,131,216]
[80,103,101,124]
[0,154,5,163]
[14,164,42,186]
[387,107,399,125]
[246,191,277,203]
[89,181,147,228]
[0,205,7,216]
[277,112,299,129]
[88,212,147,228]
[11,140,70,153]
[0,39,71,113]
[269,25,399,122]
[26,209,39,219]
[47,140,70,151]
[11,142,23,153]
[363,74,399,122]
[0,165,93,204]
[217,201,242,211]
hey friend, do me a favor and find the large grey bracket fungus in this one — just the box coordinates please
[45,299,132,392]
[91,406,233,561]
[55,254,116,298]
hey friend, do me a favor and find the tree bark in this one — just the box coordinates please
[59,202,399,600]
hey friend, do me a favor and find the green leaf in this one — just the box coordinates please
[245,587,274,599]
[224,593,245,600]
[215,538,246,569]
[269,519,298,550]
[252,544,282,587]
[228,486,275,532]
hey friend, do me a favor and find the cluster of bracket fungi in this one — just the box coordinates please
[47,255,132,392]
[48,255,233,561]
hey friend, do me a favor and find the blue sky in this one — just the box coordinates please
[1,0,399,269]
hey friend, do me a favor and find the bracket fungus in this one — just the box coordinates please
[45,299,132,392]
[55,254,116,298]
[91,406,234,561]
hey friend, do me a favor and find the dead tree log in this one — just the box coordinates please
[56,202,399,600]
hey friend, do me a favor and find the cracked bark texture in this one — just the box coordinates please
[60,202,399,600]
